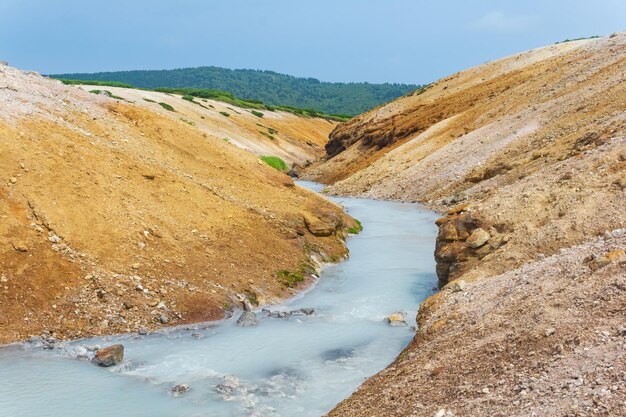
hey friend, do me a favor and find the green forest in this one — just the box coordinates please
[51,66,420,115]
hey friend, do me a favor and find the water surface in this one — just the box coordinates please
[0,182,438,417]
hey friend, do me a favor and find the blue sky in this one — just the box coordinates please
[0,0,624,84]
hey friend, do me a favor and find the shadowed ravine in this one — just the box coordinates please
[0,182,438,417]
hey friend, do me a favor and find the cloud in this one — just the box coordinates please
[469,11,532,33]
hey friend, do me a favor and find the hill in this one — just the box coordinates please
[72,84,338,167]
[304,32,626,416]
[49,66,420,116]
[0,63,357,343]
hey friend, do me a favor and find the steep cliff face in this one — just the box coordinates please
[0,64,355,343]
[311,33,626,416]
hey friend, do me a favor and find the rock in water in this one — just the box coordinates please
[385,312,407,326]
[91,344,124,367]
[236,310,259,327]
[170,384,190,396]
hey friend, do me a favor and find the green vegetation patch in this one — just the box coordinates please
[347,219,363,234]
[251,110,264,118]
[181,94,209,109]
[219,111,230,117]
[143,98,156,103]
[277,269,305,288]
[555,35,599,44]
[260,156,287,171]
[158,102,175,112]
[259,131,276,141]
[88,89,127,101]
[59,79,133,88]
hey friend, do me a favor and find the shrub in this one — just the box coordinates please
[260,156,287,171]
[143,98,156,103]
[220,111,230,117]
[251,110,264,118]
[158,102,175,111]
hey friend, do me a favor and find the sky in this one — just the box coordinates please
[0,0,624,84]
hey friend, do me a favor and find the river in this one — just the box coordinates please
[0,182,438,417]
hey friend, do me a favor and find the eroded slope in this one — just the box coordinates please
[76,85,336,168]
[0,64,355,343]
[312,33,626,416]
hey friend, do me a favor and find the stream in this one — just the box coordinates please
[0,181,438,417]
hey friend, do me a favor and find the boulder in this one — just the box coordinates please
[170,384,190,396]
[466,228,490,248]
[385,312,407,327]
[91,344,124,367]
[236,311,259,327]
[303,212,342,237]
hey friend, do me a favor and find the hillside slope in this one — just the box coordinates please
[0,64,356,344]
[308,33,626,416]
[50,66,419,115]
[75,84,336,167]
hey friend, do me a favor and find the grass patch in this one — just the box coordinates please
[158,102,175,112]
[260,156,287,171]
[259,131,276,141]
[88,89,128,101]
[219,111,230,117]
[251,110,264,118]
[277,270,305,288]
[59,79,133,88]
[143,98,156,103]
[555,35,599,44]
[267,127,277,135]
[181,94,209,109]
[180,117,195,126]
[347,219,363,234]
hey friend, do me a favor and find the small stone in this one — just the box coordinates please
[131,263,141,270]
[158,314,168,324]
[385,312,407,327]
[12,242,28,252]
[137,327,148,335]
[545,327,556,337]
[9,177,17,184]
[449,280,466,292]
[91,344,124,367]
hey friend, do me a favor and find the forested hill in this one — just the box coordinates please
[50,66,420,115]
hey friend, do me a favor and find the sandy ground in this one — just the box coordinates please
[305,32,626,416]
[0,64,355,343]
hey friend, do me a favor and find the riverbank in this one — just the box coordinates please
[0,192,440,417]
